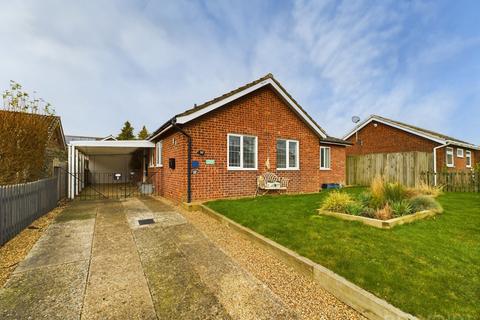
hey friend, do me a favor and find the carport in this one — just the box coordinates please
[67,140,154,199]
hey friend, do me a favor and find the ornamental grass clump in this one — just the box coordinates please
[409,181,443,197]
[321,191,353,212]
[391,200,413,217]
[410,195,443,213]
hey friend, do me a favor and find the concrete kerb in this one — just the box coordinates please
[318,209,441,229]
[189,203,417,320]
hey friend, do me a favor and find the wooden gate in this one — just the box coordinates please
[346,151,433,187]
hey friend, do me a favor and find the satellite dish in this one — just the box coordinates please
[352,116,361,124]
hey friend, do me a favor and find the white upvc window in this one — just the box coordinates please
[149,148,155,167]
[466,150,472,168]
[155,141,163,167]
[457,148,464,158]
[446,147,454,167]
[227,134,257,170]
[320,146,331,170]
[277,139,299,170]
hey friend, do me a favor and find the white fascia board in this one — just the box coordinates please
[445,140,480,150]
[69,140,154,148]
[175,78,328,138]
[343,116,446,145]
[148,124,173,141]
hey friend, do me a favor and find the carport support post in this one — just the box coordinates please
[68,145,72,199]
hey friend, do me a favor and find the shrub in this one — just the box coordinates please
[362,207,376,218]
[384,182,408,203]
[321,191,353,212]
[410,195,443,213]
[375,204,393,220]
[391,200,413,217]
[345,202,365,216]
[357,191,373,207]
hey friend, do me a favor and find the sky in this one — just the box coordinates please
[0,0,479,142]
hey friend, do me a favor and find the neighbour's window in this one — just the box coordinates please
[320,146,331,170]
[457,148,464,158]
[227,134,257,170]
[276,139,299,169]
[446,147,454,167]
[155,141,162,167]
[149,148,155,167]
[466,150,472,168]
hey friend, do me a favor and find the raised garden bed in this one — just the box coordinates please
[319,177,443,227]
[318,208,442,229]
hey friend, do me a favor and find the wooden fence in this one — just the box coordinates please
[422,171,479,192]
[0,175,63,246]
[346,152,433,187]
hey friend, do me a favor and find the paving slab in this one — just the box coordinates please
[137,197,298,320]
[0,261,89,319]
[0,201,96,320]
[80,201,157,320]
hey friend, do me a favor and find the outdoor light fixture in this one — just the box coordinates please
[197,150,205,156]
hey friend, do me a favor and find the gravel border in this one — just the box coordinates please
[180,207,364,320]
[0,204,65,287]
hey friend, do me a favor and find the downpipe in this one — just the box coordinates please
[170,118,192,203]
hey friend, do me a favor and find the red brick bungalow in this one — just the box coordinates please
[146,74,350,203]
[343,115,479,175]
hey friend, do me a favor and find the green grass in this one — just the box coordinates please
[206,188,480,318]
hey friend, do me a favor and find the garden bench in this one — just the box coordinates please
[256,172,289,196]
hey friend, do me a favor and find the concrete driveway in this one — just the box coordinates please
[0,197,296,319]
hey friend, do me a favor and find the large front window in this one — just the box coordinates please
[227,134,257,170]
[277,139,299,170]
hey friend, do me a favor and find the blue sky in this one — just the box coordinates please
[0,0,479,142]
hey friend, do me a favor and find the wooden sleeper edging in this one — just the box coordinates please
[194,204,417,320]
[318,209,441,229]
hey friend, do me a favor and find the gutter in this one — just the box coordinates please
[433,142,450,186]
[170,118,192,203]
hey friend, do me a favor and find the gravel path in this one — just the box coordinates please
[180,206,364,320]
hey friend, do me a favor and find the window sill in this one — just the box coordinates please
[227,167,258,171]
[320,168,331,171]
[446,165,455,168]
[156,165,163,168]
[277,168,299,171]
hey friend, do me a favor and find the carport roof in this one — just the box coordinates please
[70,140,154,155]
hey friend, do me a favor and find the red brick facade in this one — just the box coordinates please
[346,120,477,172]
[148,86,346,202]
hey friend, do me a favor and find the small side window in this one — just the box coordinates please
[457,148,464,158]
[446,147,454,167]
[466,150,472,168]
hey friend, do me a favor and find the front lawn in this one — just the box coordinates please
[206,188,480,318]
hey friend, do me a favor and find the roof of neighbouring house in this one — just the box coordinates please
[343,114,479,149]
[148,74,351,145]
[65,134,117,144]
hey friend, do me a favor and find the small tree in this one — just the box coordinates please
[117,121,135,140]
[137,125,149,139]
[0,81,57,184]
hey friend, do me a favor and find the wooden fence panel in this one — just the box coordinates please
[0,175,63,246]
[346,151,433,187]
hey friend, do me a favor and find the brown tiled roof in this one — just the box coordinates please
[372,115,475,146]
[149,74,350,145]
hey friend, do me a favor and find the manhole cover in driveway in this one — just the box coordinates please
[138,218,155,225]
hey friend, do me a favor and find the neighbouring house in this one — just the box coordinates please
[146,74,350,203]
[0,110,67,184]
[343,115,479,183]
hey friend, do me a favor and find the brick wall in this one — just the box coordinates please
[148,85,346,202]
